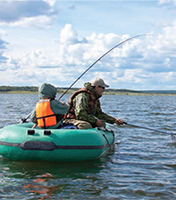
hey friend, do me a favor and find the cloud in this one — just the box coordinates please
[0,28,145,87]
[0,36,8,66]
[1,0,176,90]
[0,0,59,26]
[158,0,176,6]
[1,21,176,89]
[59,24,79,45]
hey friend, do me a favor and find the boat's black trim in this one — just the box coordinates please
[0,140,113,151]
[0,141,20,147]
[20,141,55,151]
[54,144,110,150]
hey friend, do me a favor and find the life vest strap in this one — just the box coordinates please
[36,114,56,120]
[36,114,64,129]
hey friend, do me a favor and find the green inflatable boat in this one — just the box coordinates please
[0,123,115,162]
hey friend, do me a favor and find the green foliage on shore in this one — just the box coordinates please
[0,86,37,93]
[0,85,176,95]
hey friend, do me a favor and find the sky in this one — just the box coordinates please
[0,0,176,90]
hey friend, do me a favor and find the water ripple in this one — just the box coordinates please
[1,94,176,199]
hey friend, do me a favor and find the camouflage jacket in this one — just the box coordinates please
[67,82,116,127]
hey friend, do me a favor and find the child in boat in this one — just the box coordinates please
[30,83,69,129]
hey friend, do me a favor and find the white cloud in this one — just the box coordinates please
[0,36,8,65]
[0,0,176,90]
[0,15,56,28]
[1,22,176,89]
[59,24,79,44]
[0,0,59,27]
[158,0,176,6]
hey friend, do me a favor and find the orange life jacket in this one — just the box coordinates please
[36,99,62,128]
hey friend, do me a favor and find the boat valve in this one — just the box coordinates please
[44,130,51,136]
[27,130,35,135]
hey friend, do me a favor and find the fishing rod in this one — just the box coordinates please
[21,34,148,123]
[21,111,33,123]
[124,122,175,136]
[58,33,148,100]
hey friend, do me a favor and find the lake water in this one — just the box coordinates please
[0,93,176,199]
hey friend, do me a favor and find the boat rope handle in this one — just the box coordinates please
[103,134,112,150]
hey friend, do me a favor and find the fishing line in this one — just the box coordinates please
[124,122,176,141]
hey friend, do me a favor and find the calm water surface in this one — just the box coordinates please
[1,93,176,199]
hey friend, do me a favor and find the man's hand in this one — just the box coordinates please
[115,119,124,125]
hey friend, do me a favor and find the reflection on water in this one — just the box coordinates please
[0,153,114,199]
[0,94,176,199]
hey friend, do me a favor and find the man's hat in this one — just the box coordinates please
[90,77,109,88]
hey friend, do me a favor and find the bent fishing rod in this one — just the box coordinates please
[21,34,148,123]
[58,33,148,100]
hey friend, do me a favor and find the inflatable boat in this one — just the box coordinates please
[0,123,115,162]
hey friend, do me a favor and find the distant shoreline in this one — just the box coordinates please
[0,86,176,96]
[1,92,176,96]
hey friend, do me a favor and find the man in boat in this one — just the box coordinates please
[30,83,69,129]
[63,77,124,129]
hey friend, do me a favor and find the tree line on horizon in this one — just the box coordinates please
[0,85,176,94]
[0,85,141,94]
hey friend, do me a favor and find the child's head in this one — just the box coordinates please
[38,83,57,99]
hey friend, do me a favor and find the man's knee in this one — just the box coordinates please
[63,119,92,129]
[77,121,92,129]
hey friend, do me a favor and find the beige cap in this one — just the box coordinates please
[90,77,109,88]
